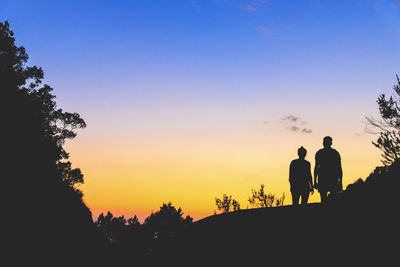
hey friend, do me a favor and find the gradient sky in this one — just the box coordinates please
[2,0,400,221]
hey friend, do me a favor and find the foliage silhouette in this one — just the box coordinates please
[248,184,285,208]
[366,75,400,165]
[94,211,147,264]
[95,203,193,264]
[57,161,85,195]
[328,158,400,209]
[1,20,86,195]
[215,194,241,213]
[1,20,103,265]
[275,192,285,207]
[144,202,193,240]
[95,211,141,244]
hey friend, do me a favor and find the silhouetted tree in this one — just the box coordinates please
[144,202,193,240]
[366,75,400,165]
[1,20,86,195]
[275,192,285,207]
[215,194,241,213]
[128,215,141,228]
[248,184,277,208]
[95,212,125,244]
[232,199,241,211]
[57,161,85,196]
[94,211,148,264]
[1,20,102,265]
[95,211,143,245]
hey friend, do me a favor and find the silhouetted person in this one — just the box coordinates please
[314,136,343,204]
[289,146,314,206]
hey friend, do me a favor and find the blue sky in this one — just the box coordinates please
[3,1,399,107]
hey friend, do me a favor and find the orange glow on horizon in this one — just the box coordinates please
[67,123,382,222]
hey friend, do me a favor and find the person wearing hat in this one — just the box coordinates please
[314,136,343,204]
[289,146,314,206]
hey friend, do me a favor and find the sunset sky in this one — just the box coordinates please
[2,0,400,221]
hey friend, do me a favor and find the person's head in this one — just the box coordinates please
[323,136,333,148]
[297,146,307,159]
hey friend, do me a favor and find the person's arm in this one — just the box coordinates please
[289,161,294,185]
[338,152,343,190]
[307,161,314,193]
[314,156,319,188]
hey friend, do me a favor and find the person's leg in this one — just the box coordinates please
[292,192,300,206]
[330,187,339,196]
[301,192,310,205]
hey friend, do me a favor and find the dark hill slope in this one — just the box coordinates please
[172,203,395,265]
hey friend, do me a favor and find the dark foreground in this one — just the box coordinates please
[7,160,400,266]
[149,202,398,266]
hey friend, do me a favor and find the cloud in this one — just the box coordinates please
[286,126,312,134]
[258,26,272,34]
[301,128,312,134]
[280,115,313,134]
[212,0,233,6]
[282,115,300,123]
[287,126,300,132]
[190,0,200,11]
[244,5,257,11]
[240,0,269,11]
[260,115,313,134]
[392,1,400,9]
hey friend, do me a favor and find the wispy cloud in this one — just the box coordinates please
[258,25,272,34]
[190,0,201,12]
[259,115,312,133]
[240,0,269,11]
[243,5,257,11]
[282,115,301,123]
[286,125,313,134]
[281,115,312,134]
[212,0,232,6]
[287,125,300,132]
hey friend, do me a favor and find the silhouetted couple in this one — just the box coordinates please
[289,136,343,205]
